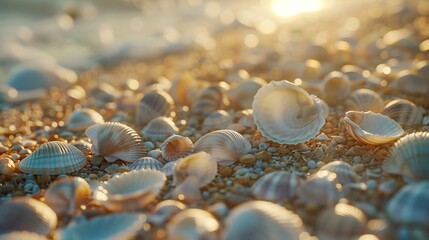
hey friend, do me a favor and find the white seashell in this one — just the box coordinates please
[66,108,104,131]
[320,71,351,106]
[0,232,47,240]
[0,157,15,175]
[223,200,307,240]
[161,135,193,162]
[343,111,404,145]
[167,209,219,240]
[202,110,232,132]
[194,130,251,166]
[227,78,266,110]
[345,89,384,113]
[319,161,360,184]
[251,171,302,202]
[141,117,179,141]
[390,71,429,94]
[127,157,164,171]
[172,176,202,204]
[296,176,340,207]
[18,141,86,175]
[148,200,186,226]
[58,213,146,240]
[173,152,217,187]
[383,99,423,126]
[93,169,166,211]
[252,80,326,144]
[85,122,145,162]
[135,90,174,127]
[319,98,330,119]
[161,161,176,176]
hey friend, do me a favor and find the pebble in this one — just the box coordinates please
[219,166,233,177]
[11,153,20,161]
[100,174,111,181]
[90,155,104,166]
[378,179,397,195]
[19,149,32,155]
[239,154,256,164]
[235,168,250,176]
[258,142,269,150]
[148,149,162,159]
[254,151,271,162]
[333,135,345,144]
[0,158,15,175]
[267,147,277,153]
[104,164,119,174]
[316,161,325,168]
[144,141,155,150]
[316,133,329,141]
[353,163,365,173]
[307,160,317,169]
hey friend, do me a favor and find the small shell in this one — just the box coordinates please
[251,171,302,202]
[194,130,251,166]
[93,169,166,211]
[227,78,266,110]
[382,99,423,126]
[202,110,232,132]
[135,90,174,127]
[319,161,360,184]
[170,72,206,105]
[341,65,367,88]
[296,176,340,207]
[343,111,404,145]
[70,140,92,155]
[161,135,194,162]
[390,71,429,94]
[172,176,202,204]
[88,82,120,104]
[127,157,164,171]
[85,122,145,162]
[148,200,186,226]
[191,85,229,116]
[141,117,179,141]
[0,197,57,236]
[167,209,219,240]
[18,141,86,175]
[0,232,47,240]
[252,80,326,144]
[173,152,217,187]
[320,71,351,106]
[0,157,15,175]
[345,89,384,113]
[66,108,104,131]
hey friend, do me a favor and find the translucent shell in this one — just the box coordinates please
[345,89,384,113]
[320,71,351,106]
[141,117,179,141]
[296,176,340,207]
[167,209,219,240]
[135,90,174,127]
[93,169,166,211]
[383,99,423,126]
[0,197,57,236]
[66,108,104,131]
[0,232,47,240]
[227,78,266,110]
[202,110,232,132]
[173,152,217,187]
[18,141,86,175]
[148,200,186,226]
[343,111,404,145]
[251,171,303,202]
[223,201,306,240]
[127,157,164,171]
[85,122,145,162]
[194,130,251,166]
[161,135,194,162]
[252,80,325,144]
[319,161,360,184]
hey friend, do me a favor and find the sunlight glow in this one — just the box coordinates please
[271,0,325,17]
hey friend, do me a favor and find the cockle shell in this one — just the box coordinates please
[161,134,193,162]
[0,232,47,240]
[93,169,166,211]
[382,99,423,126]
[202,110,232,132]
[161,161,176,177]
[66,108,104,131]
[173,152,217,187]
[167,209,219,240]
[172,176,202,204]
[341,65,367,88]
[170,72,206,106]
[390,71,429,94]
[223,200,307,240]
[343,111,404,145]
[320,71,351,106]
[251,171,303,202]
[296,176,340,207]
[345,89,384,113]
[18,141,86,175]
[141,117,179,141]
[127,157,164,171]
[191,85,229,116]
[194,129,251,166]
[227,77,266,110]
[85,122,145,162]
[252,80,325,144]
[0,197,57,236]
[148,200,186,226]
[319,161,360,184]
[135,90,174,127]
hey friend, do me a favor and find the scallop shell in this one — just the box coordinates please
[320,71,351,106]
[227,78,266,110]
[148,200,186,226]
[167,209,219,240]
[141,117,179,141]
[0,232,47,240]
[85,122,145,162]
[223,200,307,240]
[0,197,57,236]
[382,99,423,126]
[58,213,146,240]
[18,141,86,175]
[252,80,326,144]
[343,111,404,145]
[161,134,193,162]
[66,108,104,131]
[202,110,232,132]
[390,71,429,94]
[194,129,251,166]
[127,157,164,171]
[191,85,228,116]
[319,161,360,184]
[251,171,303,202]
[135,90,174,127]
[172,176,202,204]
[93,169,166,211]
[161,161,176,177]
[296,176,340,207]
[345,89,384,113]
[173,152,217,187]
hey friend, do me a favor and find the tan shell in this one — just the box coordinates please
[18,141,86,175]
[320,71,351,106]
[251,171,303,202]
[341,65,367,88]
[194,130,251,166]
[191,85,229,116]
[127,157,164,171]
[167,209,219,240]
[0,157,15,175]
[141,117,179,141]
[0,232,47,240]
[172,176,202,204]
[344,111,404,145]
[345,89,384,113]
[148,200,186,226]
[296,176,340,207]
[382,99,423,126]
[85,122,145,162]
[390,71,429,94]
[135,90,174,127]
[173,152,217,187]
[319,161,360,184]
[161,134,194,162]
[66,108,104,131]
[227,77,266,110]
[202,110,232,132]
[252,80,326,144]
[170,72,206,105]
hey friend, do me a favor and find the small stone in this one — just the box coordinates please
[333,136,345,144]
[11,153,20,161]
[0,158,15,175]
[19,149,32,155]
[267,147,277,153]
[307,160,317,169]
[90,155,104,166]
[88,174,98,180]
[104,164,119,174]
[352,156,362,164]
[181,130,193,137]
[236,176,251,186]
[219,166,233,177]
[378,179,397,195]
[316,133,329,141]
[144,141,155,150]
[353,163,365,173]
[148,149,162,159]
[254,151,271,162]
[100,174,111,181]
[316,161,325,168]
[227,123,246,133]
[239,154,256,164]
[235,168,250,176]
[0,144,9,153]
[258,142,269,151]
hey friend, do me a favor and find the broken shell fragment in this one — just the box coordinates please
[251,171,302,202]
[345,89,384,113]
[161,134,194,162]
[383,99,423,126]
[141,117,179,141]
[66,108,104,131]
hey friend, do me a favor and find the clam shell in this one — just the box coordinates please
[0,232,47,240]
[296,176,340,207]
[343,111,404,145]
[141,117,179,141]
[227,78,266,110]
[127,157,164,171]
[390,71,429,94]
[345,89,384,113]
[167,209,219,240]
[341,65,367,88]
[191,85,228,116]
[93,169,166,211]
[161,161,177,177]
[194,129,251,166]
[382,99,423,126]
[252,80,325,144]
[172,176,202,204]
[320,71,351,106]
[85,122,145,162]
[202,110,232,132]
[319,161,360,184]
[251,171,303,202]
[161,134,194,162]
[135,90,174,127]
[223,200,306,240]
[66,108,104,131]
[18,141,86,175]
[173,152,217,187]
[148,200,186,226]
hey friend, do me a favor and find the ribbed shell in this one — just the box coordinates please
[341,65,367,88]
[296,176,340,207]
[161,161,176,176]
[191,85,228,116]
[173,152,217,187]
[85,122,145,162]
[148,200,186,225]
[0,232,47,240]
[18,141,86,175]
[223,201,306,240]
[167,209,219,240]
[141,117,179,141]
[66,108,104,131]
[161,135,194,162]
[390,72,429,94]
[227,78,266,110]
[343,111,404,145]
[135,90,174,127]
[202,110,232,132]
[320,71,351,106]
[345,89,384,113]
[127,157,164,171]
[251,171,302,202]
[320,161,360,184]
[252,80,326,144]
[194,130,251,166]
[383,99,423,126]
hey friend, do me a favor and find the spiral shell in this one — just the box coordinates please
[127,157,164,171]
[343,111,404,145]
[135,90,174,127]
[382,99,423,126]
[320,71,351,106]
[18,141,86,175]
[141,117,179,141]
[85,122,145,162]
[194,130,251,166]
[320,161,360,184]
[66,108,104,131]
[345,89,384,113]
[173,152,217,187]
[161,134,193,162]
[296,176,340,207]
[202,110,232,132]
[227,77,266,110]
[251,171,302,202]
[148,200,186,226]
[167,209,219,240]
[252,80,325,144]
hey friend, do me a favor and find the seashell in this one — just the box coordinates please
[18,141,86,175]
[0,197,57,236]
[115,90,138,111]
[236,109,255,129]
[296,176,340,207]
[167,209,219,240]
[202,110,232,132]
[252,80,326,144]
[161,161,176,176]
[173,152,217,187]
[223,200,307,240]
[170,72,206,106]
[390,71,429,94]
[320,161,360,184]
[194,129,251,166]
[343,111,404,145]
[58,213,146,240]
[382,132,429,182]
[66,85,86,101]
[191,85,229,116]
[319,98,330,119]
[345,89,384,113]
[251,171,303,202]
[93,169,166,211]
[44,177,91,217]
[85,122,145,162]
[88,82,120,104]
[148,200,186,226]
[320,71,351,106]
[382,99,423,126]
[172,176,202,204]
[141,117,179,141]
[71,140,92,155]
[161,134,193,162]
[227,77,266,110]
[127,157,164,171]
[135,90,174,127]
[0,157,15,175]
[341,65,367,88]
[0,232,47,240]
[66,108,104,131]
